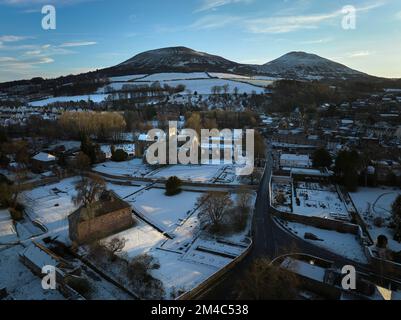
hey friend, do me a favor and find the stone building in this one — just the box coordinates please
[68,191,133,244]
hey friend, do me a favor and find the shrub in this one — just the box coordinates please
[111,149,128,162]
[65,276,91,297]
[9,208,23,221]
[165,176,182,196]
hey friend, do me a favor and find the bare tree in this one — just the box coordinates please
[104,237,127,261]
[236,258,299,300]
[73,174,106,208]
[197,191,233,231]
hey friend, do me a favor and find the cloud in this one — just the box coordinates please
[190,1,386,34]
[396,11,401,20]
[300,38,333,45]
[195,0,252,12]
[59,41,97,48]
[347,51,373,58]
[0,35,32,42]
[190,14,241,30]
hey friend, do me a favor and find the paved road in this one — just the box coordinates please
[201,143,372,300]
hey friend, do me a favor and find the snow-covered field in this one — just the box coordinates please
[350,187,401,252]
[208,72,250,80]
[20,177,80,244]
[146,164,224,183]
[0,245,65,300]
[0,209,18,244]
[29,94,108,106]
[131,188,202,233]
[109,74,147,82]
[99,78,265,95]
[282,220,368,264]
[93,159,153,178]
[139,72,210,81]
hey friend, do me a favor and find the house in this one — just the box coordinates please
[31,152,56,173]
[280,153,311,169]
[68,191,133,244]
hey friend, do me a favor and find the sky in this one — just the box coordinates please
[0,0,400,82]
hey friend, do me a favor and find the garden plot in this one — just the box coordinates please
[93,159,153,178]
[102,218,167,259]
[350,187,401,252]
[271,182,292,212]
[282,220,368,264]
[293,183,349,220]
[0,245,65,300]
[149,249,218,299]
[20,177,80,244]
[146,164,224,183]
[0,209,18,244]
[130,188,202,234]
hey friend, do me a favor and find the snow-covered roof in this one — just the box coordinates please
[32,152,56,162]
[280,154,310,162]
[20,242,58,268]
[280,257,326,282]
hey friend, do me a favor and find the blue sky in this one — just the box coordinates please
[0,0,400,81]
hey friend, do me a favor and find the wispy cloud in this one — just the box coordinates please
[190,14,241,30]
[0,35,32,42]
[300,38,333,45]
[190,1,386,33]
[347,50,373,58]
[195,0,253,13]
[396,11,401,20]
[59,41,97,47]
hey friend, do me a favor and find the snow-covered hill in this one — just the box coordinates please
[111,46,242,74]
[257,51,367,80]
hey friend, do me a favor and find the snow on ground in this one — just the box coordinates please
[139,72,210,81]
[49,140,81,151]
[102,218,167,259]
[293,182,349,220]
[100,143,135,159]
[109,74,147,82]
[150,249,217,298]
[131,188,201,233]
[350,187,401,252]
[93,159,153,178]
[29,94,108,106]
[0,245,65,300]
[238,79,274,88]
[282,220,368,264]
[106,183,145,200]
[146,164,224,183]
[20,177,80,244]
[0,209,18,244]
[98,78,265,95]
[208,73,250,79]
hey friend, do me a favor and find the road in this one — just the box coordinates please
[200,142,372,300]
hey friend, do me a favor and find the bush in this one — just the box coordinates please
[65,276,91,297]
[9,207,23,221]
[165,176,182,196]
[373,217,384,228]
[111,149,128,162]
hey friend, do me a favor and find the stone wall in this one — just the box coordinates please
[76,208,133,244]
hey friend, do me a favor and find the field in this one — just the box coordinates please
[350,187,401,252]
